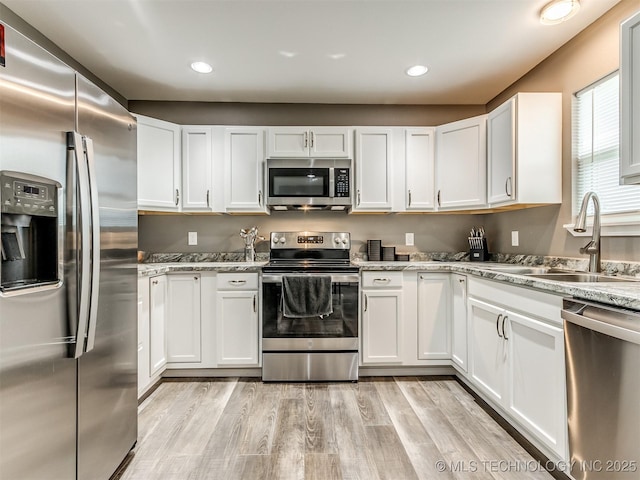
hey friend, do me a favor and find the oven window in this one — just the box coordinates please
[262,282,358,338]
[269,168,329,197]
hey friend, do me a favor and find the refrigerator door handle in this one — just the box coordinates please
[83,136,100,353]
[68,131,92,358]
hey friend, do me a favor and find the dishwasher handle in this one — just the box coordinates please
[562,299,640,345]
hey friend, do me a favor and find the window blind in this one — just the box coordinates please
[573,73,640,216]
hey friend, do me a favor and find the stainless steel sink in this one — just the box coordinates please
[481,265,554,275]
[526,272,639,283]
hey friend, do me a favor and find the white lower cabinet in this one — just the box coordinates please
[361,272,403,364]
[467,277,567,462]
[149,275,168,377]
[137,277,151,397]
[450,274,468,373]
[417,273,450,360]
[216,273,260,366]
[166,274,202,364]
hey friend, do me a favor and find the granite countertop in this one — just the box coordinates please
[138,251,640,311]
[356,261,640,311]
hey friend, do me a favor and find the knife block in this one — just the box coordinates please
[469,238,489,262]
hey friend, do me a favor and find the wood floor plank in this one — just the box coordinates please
[304,384,337,454]
[352,377,393,426]
[304,453,343,480]
[239,381,281,455]
[365,424,420,480]
[374,377,454,480]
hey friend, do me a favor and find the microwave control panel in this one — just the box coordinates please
[334,168,350,197]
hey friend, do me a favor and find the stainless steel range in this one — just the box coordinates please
[262,231,359,381]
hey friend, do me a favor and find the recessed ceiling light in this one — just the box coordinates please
[190,61,212,74]
[406,65,429,77]
[279,50,298,58]
[540,0,580,25]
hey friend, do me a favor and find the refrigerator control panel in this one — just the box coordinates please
[1,172,59,217]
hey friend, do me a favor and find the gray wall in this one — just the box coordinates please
[136,0,640,261]
[138,212,479,257]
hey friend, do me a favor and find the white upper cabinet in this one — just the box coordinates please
[136,115,181,211]
[620,11,640,185]
[224,127,268,213]
[181,126,213,211]
[404,128,436,211]
[487,93,562,206]
[353,128,393,212]
[435,115,487,210]
[267,127,352,158]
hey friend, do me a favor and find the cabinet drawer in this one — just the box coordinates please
[362,271,403,288]
[217,273,259,290]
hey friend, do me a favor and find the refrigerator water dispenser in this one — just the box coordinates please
[1,171,60,292]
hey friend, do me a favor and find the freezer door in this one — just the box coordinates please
[76,75,138,480]
[0,23,77,480]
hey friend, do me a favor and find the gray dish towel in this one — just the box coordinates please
[282,275,333,318]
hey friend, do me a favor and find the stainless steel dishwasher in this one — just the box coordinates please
[562,299,640,480]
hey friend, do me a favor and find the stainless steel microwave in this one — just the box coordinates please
[266,158,352,211]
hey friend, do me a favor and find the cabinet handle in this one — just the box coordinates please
[194,276,198,281]
[502,315,509,340]
[505,176,513,197]
[459,278,465,283]
[496,313,503,338]
[229,280,247,285]
[253,294,257,313]
[408,190,412,207]
[364,294,368,311]
[258,190,262,205]
[357,189,361,206]
[310,131,314,148]
[373,278,390,283]
[206,189,210,207]
[175,189,180,206]
[437,189,441,207]
[152,280,158,285]
[304,131,308,148]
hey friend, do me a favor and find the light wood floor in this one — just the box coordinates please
[115,377,554,480]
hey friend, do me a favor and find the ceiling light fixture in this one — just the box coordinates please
[540,0,580,25]
[190,61,213,74]
[406,65,428,77]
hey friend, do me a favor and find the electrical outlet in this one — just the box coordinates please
[511,231,519,247]
[405,233,414,246]
[188,231,198,246]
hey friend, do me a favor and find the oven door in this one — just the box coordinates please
[262,273,359,351]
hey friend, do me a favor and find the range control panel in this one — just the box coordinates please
[271,231,350,249]
[1,172,59,217]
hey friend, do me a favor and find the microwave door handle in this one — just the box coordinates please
[68,132,91,359]
[83,136,100,353]
[329,167,335,198]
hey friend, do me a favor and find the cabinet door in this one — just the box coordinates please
[621,11,640,184]
[149,275,167,376]
[136,115,181,211]
[309,127,352,158]
[417,274,450,360]
[435,115,487,209]
[181,126,212,211]
[224,128,267,213]
[362,289,403,363]
[468,297,506,405]
[267,127,309,157]
[405,128,435,211]
[487,99,515,204]
[166,275,201,363]
[451,274,468,372]
[216,291,259,365]
[354,128,393,211]
[505,311,567,460]
[137,277,150,396]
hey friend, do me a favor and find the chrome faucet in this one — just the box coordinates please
[240,226,264,262]
[573,191,601,273]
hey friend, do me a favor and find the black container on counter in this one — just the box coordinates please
[382,246,396,261]
[367,240,382,261]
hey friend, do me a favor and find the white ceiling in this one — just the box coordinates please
[2,0,622,105]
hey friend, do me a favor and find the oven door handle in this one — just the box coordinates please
[262,273,360,283]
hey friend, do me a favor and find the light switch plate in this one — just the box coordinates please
[511,231,519,247]
[405,233,414,246]
[188,231,198,246]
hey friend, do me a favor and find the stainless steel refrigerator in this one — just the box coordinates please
[0,19,138,480]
